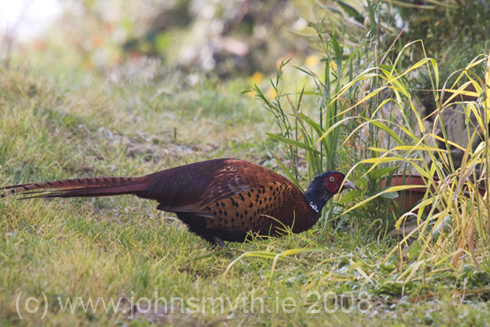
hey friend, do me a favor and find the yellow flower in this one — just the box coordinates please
[251,72,264,84]
[267,88,277,99]
[305,55,320,67]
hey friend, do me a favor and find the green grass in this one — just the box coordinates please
[1,58,490,327]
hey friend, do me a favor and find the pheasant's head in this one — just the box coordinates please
[304,171,356,213]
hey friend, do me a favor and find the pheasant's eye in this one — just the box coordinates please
[329,176,336,182]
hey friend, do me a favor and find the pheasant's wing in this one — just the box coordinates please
[140,159,308,244]
[141,159,294,218]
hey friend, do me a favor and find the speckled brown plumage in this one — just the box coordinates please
[1,158,355,246]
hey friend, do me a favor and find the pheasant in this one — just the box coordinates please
[1,158,355,246]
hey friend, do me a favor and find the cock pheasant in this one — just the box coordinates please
[1,158,355,246]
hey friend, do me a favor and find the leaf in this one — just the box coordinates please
[338,185,418,218]
[381,191,399,199]
[299,113,324,137]
[294,66,320,82]
[330,34,344,67]
[366,166,398,181]
[361,157,401,164]
[432,215,453,240]
[379,254,397,273]
[391,145,446,152]
[405,240,423,259]
[337,189,362,204]
[369,121,404,146]
[337,0,362,19]
[328,71,380,105]
[266,133,322,155]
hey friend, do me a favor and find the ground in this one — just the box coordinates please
[1,61,489,326]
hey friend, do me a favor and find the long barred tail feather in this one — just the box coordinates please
[1,176,150,199]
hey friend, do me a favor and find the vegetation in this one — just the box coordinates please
[1,0,490,326]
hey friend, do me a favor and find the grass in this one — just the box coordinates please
[1,54,490,327]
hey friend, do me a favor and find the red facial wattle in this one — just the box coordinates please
[325,174,341,193]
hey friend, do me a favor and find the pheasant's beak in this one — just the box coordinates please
[341,179,356,191]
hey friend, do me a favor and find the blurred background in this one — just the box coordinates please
[2,0,488,88]
[1,0,317,80]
